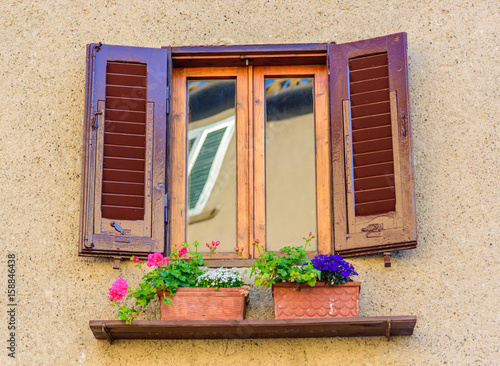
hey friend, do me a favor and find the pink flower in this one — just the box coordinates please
[254,238,260,243]
[309,232,312,235]
[109,277,128,301]
[216,241,220,246]
[132,256,141,263]
[178,247,187,256]
[147,252,166,268]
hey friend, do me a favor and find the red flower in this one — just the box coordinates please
[178,247,187,256]
[109,277,128,301]
[147,252,166,268]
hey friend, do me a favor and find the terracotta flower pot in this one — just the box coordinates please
[272,281,361,319]
[157,287,249,321]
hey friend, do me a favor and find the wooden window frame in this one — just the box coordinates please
[170,59,332,263]
[80,33,417,264]
[171,67,249,260]
[252,65,331,257]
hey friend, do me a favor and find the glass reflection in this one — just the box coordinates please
[187,80,237,253]
[265,78,318,251]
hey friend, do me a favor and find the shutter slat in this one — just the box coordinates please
[353,162,394,179]
[107,61,147,75]
[348,53,388,69]
[355,199,396,216]
[355,187,396,204]
[102,181,145,195]
[353,149,393,167]
[351,89,389,106]
[103,157,145,171]
[105,109,146,123]
[106,73,147,87]
[106,85,146,99]
[106,97,147,111]
[102,205,144,221]
[349,65,388,82]
[352,125,392,142]
[105,132,146,147]
[102,193,144,208]
[350,77,389,94]
[104,144,146,159]
[353,137,393,154]
[105,121,146,135]
[103,169,144,183]
[351,101,390,118]
[351,113,391,130]
[354,174,395,190]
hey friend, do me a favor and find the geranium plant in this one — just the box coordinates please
[109,240,240,323]
[235,233,320,287]
[235,232,358,287]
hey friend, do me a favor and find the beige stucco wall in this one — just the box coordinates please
[0,0,498,365]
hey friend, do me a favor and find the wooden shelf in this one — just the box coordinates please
[90,316,416,343]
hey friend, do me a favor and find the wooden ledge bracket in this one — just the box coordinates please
[383,252,391,268]
[385,319,391,341]
[101,322,114,344]
[113,257,121,270]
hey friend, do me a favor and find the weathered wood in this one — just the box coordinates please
[172,44,328,55]
[329,33,417,257]
[80,44,167,257]
[90,316,417,342]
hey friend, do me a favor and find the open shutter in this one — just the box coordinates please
[80,44,168,257]
[329,33,416,256]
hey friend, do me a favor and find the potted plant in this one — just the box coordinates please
[109,241,249,323]
[235,233,360,319]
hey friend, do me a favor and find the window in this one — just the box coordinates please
[80,33,416,261]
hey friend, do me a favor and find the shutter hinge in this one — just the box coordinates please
[164,193,168,223]
[401,112,407,137]
[166,86,170,114]
[94,42,102,52]
[91,110,102,129]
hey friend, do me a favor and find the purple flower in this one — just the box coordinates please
[311,254,357,285]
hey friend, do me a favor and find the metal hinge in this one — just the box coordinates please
[164,193,168,223]
[401,111,407,137]
[91,110,102,129]
[166,86,170,114]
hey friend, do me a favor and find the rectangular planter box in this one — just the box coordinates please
[157,287,249,321]
[273,282,361,319]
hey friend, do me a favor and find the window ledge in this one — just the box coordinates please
[90,316,416,343]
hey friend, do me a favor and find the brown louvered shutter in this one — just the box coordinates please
[329,33,417,256]
[80,44,169,257]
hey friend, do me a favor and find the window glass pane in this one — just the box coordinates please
[265,78,318,251]
[187,80,237,253]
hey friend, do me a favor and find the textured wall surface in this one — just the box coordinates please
[0,0,498,365]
